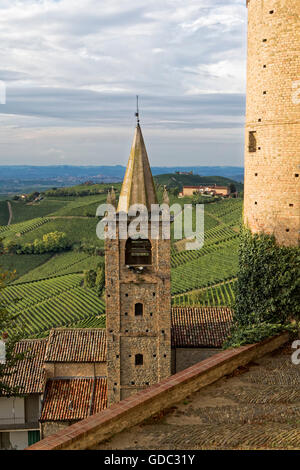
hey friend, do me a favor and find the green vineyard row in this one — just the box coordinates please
[0,217,51,238]
[171,240,239,295]
[3,273,105,337]
[172,280,237,307]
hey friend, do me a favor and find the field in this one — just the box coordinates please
[172,279,237,307]
[171,239,239,295]
[3,217,104,248]
[9,199,67,223]
[0,217,51,239]
[0,253,53,280]
[0,177,242,339]
[14,251,103,283]
[2,274,105,337]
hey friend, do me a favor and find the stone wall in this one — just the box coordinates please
[42,421,71,439]
[27,333,289,450]
[244,0,300,246]
[174,348,221,373]
[44,362,106,379]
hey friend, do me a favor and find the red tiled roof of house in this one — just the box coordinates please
[44,328,107,363]
[2,339,47,395]
[171,307,233,348]
[40,377,107,422]
[2,307,232,396]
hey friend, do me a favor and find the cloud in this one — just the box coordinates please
[0,0,247,166]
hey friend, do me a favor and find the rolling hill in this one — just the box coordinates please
[0,175,243,339]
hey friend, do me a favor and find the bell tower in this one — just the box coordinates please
[105,120,171,406]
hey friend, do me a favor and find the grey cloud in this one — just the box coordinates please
[0,0,247,165]
[2,86,245,129]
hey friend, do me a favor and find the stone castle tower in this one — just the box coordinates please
[105,122,171,406]
[244,0,300,246]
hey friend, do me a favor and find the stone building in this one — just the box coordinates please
[105,122,172,405]
[244,0,300,246]
[0,339,46,449]
[40,328,107,438]
[181,185,231,197]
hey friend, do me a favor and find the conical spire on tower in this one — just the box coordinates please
[117,123,158,213]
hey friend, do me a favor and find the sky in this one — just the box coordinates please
[0,0,247,167]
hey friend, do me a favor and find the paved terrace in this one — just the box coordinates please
[95,344,300,450]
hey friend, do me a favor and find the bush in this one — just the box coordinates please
[223,322,298,349]
[225,227,300,348]
[234,227,300,326]
[16,231,70,254]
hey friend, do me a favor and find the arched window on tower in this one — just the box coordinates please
[135,354,143,366]
[125,238,152,266]
[135,303,143,316]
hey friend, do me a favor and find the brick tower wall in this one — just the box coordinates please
[244,0,300,246]
[105,226,171,406]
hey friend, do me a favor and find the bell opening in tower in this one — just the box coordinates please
[125,238,152,266]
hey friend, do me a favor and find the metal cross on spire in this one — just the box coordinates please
[135,95,140,124]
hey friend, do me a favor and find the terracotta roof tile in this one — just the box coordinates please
[3,307,232,395]
[171,307,233,348]
[44,328,106,363]
[40,377,107,422]
[2,339,47,395]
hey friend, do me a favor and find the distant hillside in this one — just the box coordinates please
[0,165,244,195]
[154,174,243,192]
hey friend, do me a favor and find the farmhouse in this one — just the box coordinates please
[180,185,230,197]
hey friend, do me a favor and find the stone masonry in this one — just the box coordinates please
[244,0,300,246]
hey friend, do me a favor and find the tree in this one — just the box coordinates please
[83,269,97,288]
[229,183,236,194]
[95,266,105,296]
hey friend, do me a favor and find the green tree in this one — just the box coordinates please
[95,266,105,296]
[229,183,236,193]
[83,269,97,288]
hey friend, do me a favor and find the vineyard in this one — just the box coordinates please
[47,194,107,217]
[14,251,103,283]
[9,199,67,223]
[172,279,237,307]
[2,274,105,337]
[69,314,106,329]
[5,217,104,247]
[0,181,243,339]
[171,239,239,295]
[0,217,51,238]
[171,239,236,268]
[0,253,53,280]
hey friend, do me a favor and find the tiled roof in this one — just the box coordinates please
[2,339,47,395]
[171,307,233,348]
[40,377,107,422]
[44,328,107,363]
[2,307,232,397]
